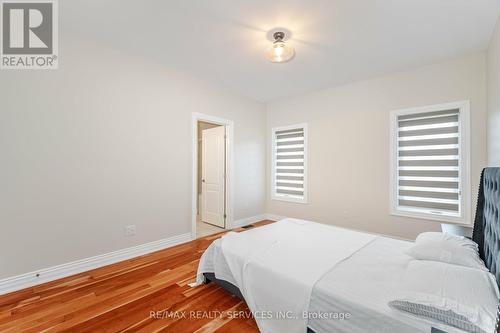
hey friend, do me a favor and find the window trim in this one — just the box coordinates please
[389,101,471,225]
[271,123,308,204]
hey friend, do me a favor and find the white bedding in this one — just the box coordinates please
[192,219,473,333]
[309,236,468,333]
[194,218,375,333]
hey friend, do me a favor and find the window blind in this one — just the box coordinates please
[397,109,461,216]
[274,127,305,199]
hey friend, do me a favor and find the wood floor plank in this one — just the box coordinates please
[0,221,272,332]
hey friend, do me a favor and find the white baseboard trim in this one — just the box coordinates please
[0,232,192,296]
[231,213,287,228]
[231,214,268,228]
[0,214,289,295]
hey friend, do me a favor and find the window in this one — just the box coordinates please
[271,124,308,203]
[390,101,470,224]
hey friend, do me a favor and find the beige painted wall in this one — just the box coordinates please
[488,15,500,166]
[0,31,493,280]
[266,53,488,240]
[0,35,266,279]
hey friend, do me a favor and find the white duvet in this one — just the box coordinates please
[193,218,376,333]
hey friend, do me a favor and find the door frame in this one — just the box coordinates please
[191,113,234,239]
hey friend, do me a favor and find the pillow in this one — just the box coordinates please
[389,260,499,333]
[405,232,487,271]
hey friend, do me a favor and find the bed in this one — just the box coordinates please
[192,168,500,333]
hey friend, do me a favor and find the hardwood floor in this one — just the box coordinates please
[196,215,224,239]
[0,221,273,333]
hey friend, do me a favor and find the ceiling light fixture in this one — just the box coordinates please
[265,31,295,63]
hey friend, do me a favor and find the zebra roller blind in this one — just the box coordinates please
[272,125,307,202]
[396,108,462,217]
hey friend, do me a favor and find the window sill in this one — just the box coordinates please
[390,209,471,226]
[272,195,308,204]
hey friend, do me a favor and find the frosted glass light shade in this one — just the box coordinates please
[266,41,295,63]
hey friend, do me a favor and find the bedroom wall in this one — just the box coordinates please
[266,53,488,240]
[488,15,500,166]
[0,35,266,279]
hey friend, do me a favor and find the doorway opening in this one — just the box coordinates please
[192,113,234,239]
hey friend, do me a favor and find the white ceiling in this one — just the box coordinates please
[62,0,499,102]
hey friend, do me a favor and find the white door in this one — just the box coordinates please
[201,126,225,228]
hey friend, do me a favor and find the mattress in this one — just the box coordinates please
[196,219,377,333]
[308,236,466,333]
[193,219,469,333]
